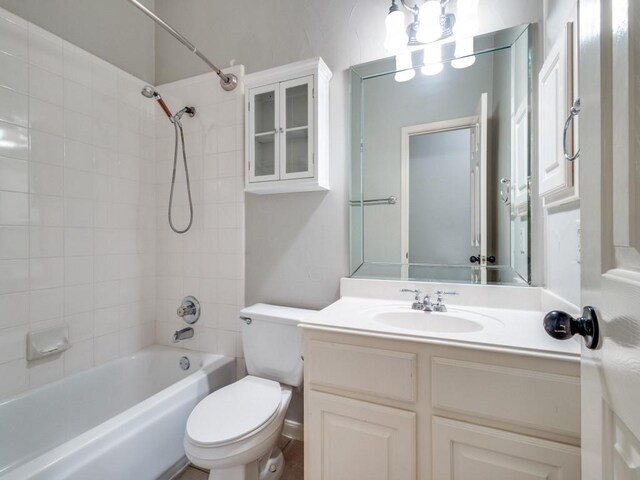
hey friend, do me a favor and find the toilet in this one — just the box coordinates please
[184,303,313,480]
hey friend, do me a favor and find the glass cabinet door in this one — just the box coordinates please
[249,83,279,182]
[279,76,314,180]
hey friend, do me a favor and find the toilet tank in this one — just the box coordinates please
[240,303,315,387]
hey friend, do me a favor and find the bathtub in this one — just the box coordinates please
[0,345,235,480]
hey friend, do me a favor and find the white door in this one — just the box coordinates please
[279,75,314,180]
[248,83,280,183]
[470,93,488,270]
[576,0,640,477]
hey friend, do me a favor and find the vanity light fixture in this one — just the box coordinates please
[385,0,478,81]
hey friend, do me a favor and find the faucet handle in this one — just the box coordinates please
[400,288,421,301]
[434,290,459,302]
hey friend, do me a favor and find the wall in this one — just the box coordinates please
[154,0,543,309]
[0,8,156,400]
[540,0,580,306]
[152,68,246,379]
[0,0,156,82]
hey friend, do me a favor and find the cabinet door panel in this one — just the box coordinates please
[433,417,580,480]
[307,391,416,480]
[280,75,314,180]
[249,84,279,182]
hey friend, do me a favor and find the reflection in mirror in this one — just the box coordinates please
[349,25,531,285]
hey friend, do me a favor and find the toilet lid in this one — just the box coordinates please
[186,376,282,446]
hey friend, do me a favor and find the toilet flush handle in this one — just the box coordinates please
[240,316,252,325]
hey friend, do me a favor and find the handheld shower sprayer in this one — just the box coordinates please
[141,85,196,234]
[141,85,174,120]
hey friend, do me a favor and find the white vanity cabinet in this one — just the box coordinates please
[244,57,331,194]
[303,329,581,480]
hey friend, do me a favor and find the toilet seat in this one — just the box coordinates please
[186,376,282,447]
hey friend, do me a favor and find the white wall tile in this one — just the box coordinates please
[30,194,64,226]
[0,292,28,329]
[0,226,29,259]
[30,257,64,290]
[29,98,64,135]
[0,51,28,94]
[0,15,28,60]
[29,287,64,323]
[30,130,64,166]
[30,227,64,258]
[0,155,28,192]
[29,65,63,105]
[0,191,28,225]
[28,24,63,74]
[30,162,63,196]
[0,11,161,400]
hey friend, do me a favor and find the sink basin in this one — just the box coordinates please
[368,308,502,334]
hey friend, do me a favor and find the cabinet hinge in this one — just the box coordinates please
[248,102,250,111]
[312,87,315,99]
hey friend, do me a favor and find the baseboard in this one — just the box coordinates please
[161,456,191,480]
[282,419,304,441]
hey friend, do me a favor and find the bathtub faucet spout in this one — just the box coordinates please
[172,327,194,343]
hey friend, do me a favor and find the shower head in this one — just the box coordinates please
[141,84,174,120]
[141,85,158,99]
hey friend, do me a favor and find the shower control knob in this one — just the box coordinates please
[543,306,600,349]
[177,296,200,324]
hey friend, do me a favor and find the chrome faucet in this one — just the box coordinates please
[172,327,194,343]
[401,289,458,312]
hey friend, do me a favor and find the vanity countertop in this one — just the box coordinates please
[299,296,581,361]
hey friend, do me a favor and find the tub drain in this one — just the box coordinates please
[180,356,190,370]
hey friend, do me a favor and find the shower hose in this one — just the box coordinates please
[168,120,194,234]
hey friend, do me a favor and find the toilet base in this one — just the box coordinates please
[206,448,285,480]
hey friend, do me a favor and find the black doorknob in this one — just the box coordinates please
[487,255,496,264]
[543,306,600,349]
[470,256,480,264]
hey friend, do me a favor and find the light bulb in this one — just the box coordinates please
[421,43,443,76]
[415,0,441,43]
[451,36,475,69]
[385,9,408,51]
[394,51,415,82]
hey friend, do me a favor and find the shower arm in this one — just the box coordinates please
[127,0,237,91]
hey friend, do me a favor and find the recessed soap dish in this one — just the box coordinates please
[27,325,71,361]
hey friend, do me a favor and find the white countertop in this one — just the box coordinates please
[300,296,581,361]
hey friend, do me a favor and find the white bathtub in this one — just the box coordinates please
[0,345,235,479]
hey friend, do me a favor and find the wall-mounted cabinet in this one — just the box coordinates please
[244,57,331,194]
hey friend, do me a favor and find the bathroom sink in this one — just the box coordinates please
[368,308,502,334]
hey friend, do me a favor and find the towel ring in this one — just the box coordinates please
[563,98,580,161]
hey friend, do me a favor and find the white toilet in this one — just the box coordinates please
[184,303,313,480]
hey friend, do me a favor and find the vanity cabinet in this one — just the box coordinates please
[244,57,331,194]
[303,329,581,480]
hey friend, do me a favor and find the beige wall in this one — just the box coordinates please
[0,0,156,82]
[153,0,543,309]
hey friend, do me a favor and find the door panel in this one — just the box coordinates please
[307,391,416,480]
[432,417,580,480]
[249,84,279,182]
[280,75,314,180]
[579,0,640,478]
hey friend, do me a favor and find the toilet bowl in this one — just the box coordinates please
[184,304,314,480]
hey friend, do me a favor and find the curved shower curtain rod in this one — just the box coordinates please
[127,0,238,91]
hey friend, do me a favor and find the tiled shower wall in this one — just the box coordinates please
[0,8,156,400]
[153,69,246,377]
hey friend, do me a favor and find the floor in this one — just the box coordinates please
[178,437,303,480]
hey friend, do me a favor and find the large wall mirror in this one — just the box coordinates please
[350,25,531,285]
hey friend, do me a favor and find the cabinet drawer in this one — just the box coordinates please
[431,357,580,437]
[432,417,580,480]
[307,340,417,403]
